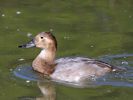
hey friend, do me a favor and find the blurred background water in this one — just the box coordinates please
[0,0,133,100]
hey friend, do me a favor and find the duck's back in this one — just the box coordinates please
[50,57,112,83]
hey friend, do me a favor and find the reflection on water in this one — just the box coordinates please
[37,82,56,100]
[14,53,133,88]
[19,81,56,100]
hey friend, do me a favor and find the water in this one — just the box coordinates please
[0,0,133,100]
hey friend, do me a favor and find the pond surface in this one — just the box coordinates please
[0,0,133,100]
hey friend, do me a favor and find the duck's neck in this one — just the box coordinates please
[32,48,56,74]
[38,49,56,64]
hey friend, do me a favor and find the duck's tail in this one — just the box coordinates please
[112,66,126,72]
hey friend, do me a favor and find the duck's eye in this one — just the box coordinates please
[41,37,43,39]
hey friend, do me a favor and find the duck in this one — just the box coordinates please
[18,32,121,83]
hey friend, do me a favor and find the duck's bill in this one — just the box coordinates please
[18,39,35,48]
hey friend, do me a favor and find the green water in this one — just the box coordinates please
[0,0,133,100]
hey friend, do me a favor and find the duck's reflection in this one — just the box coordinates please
[36,81,56,100]
[19,81,56,100]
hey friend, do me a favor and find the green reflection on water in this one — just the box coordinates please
[0,0,132,100]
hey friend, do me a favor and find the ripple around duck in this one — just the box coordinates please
[96,53,133,87]
[13,54,133,88]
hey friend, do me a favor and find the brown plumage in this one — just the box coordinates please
[19,32,122,83]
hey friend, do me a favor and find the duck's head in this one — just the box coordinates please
[19,32,57,50]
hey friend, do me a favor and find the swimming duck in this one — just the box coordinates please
[19,32,120,83]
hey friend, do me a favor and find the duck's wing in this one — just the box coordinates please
[86,59,125,72]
